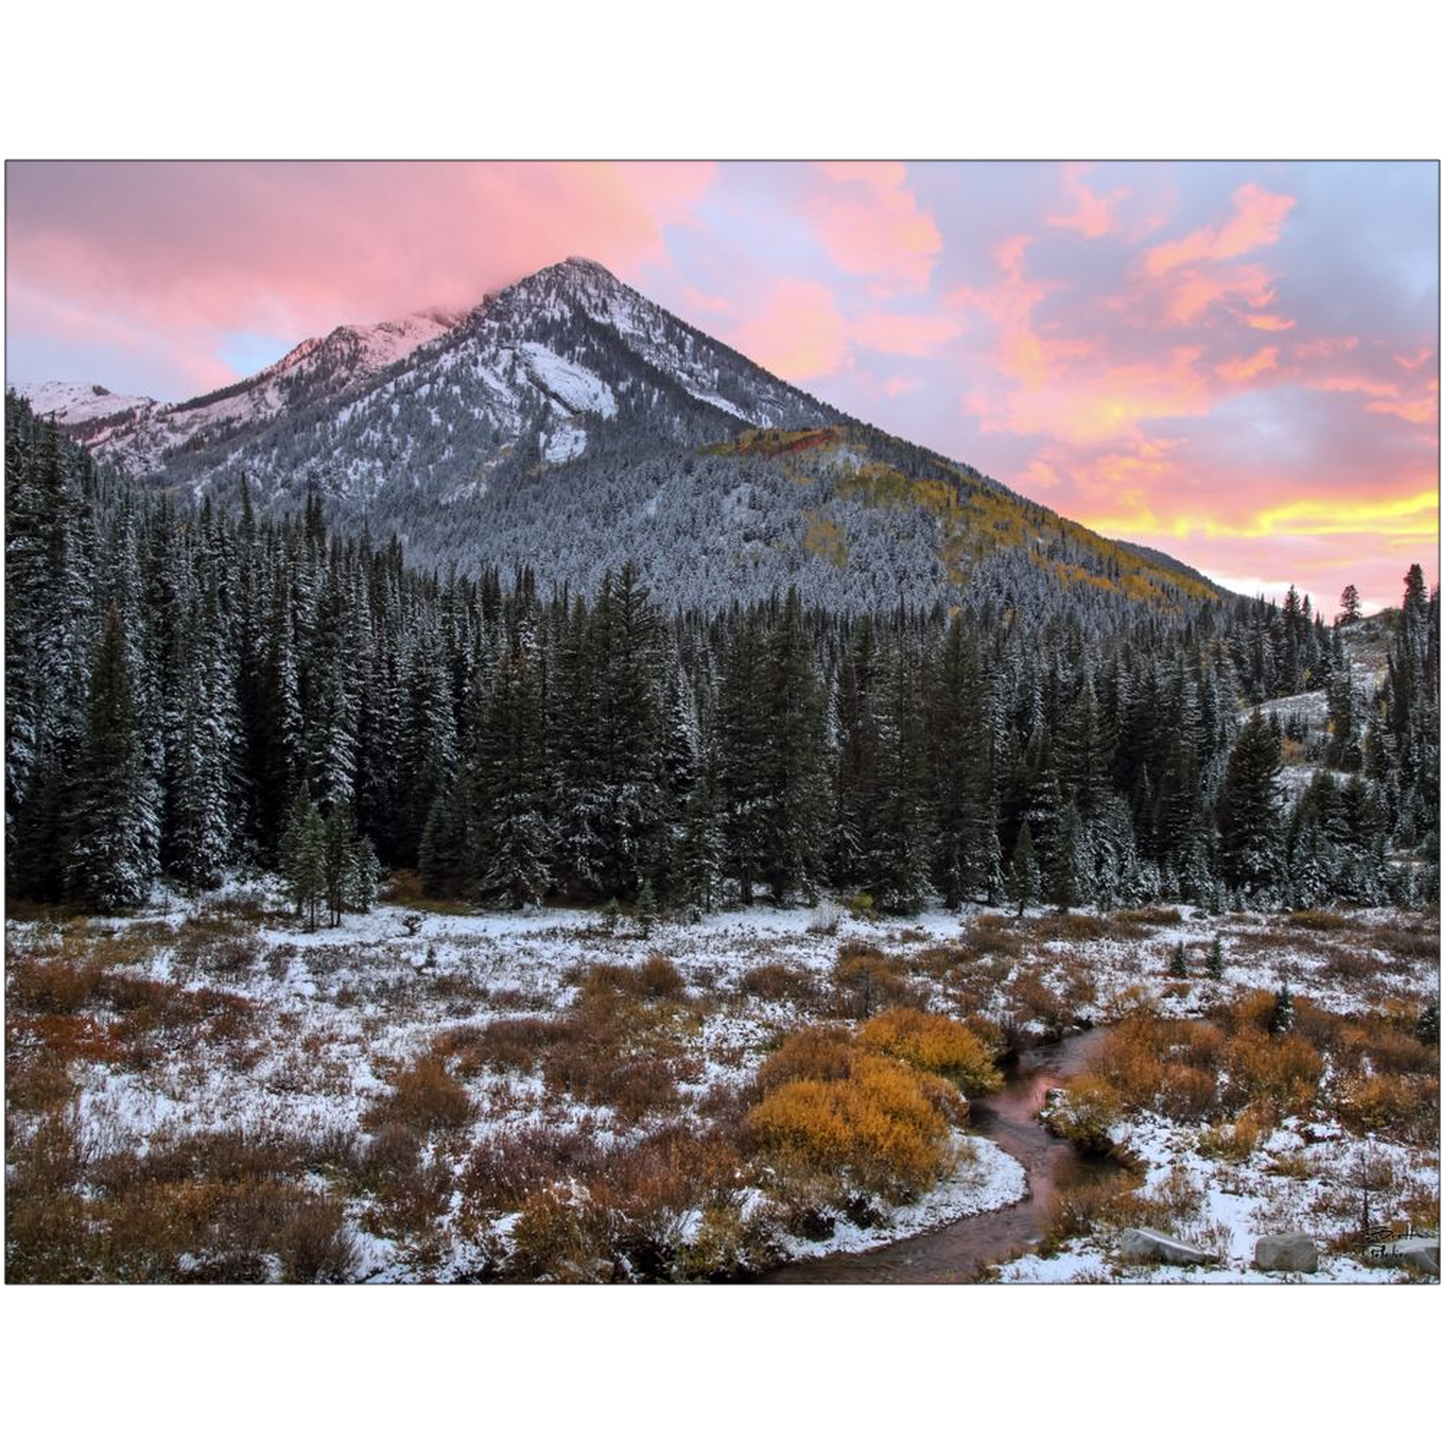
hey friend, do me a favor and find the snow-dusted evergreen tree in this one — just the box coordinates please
[278,785,328,928]
[1006,818,1040,917]
[1216,709,1283,901]
[473,642,553,909]
[322,796,378,925]
[66,604,159,910]
[757,588,829,904]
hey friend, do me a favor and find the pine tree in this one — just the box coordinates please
[1007,818,1040,917]
[1207,936,1225,979]
[278,786,327,929]
[757,588,829,905]
[322,797,378,926]
[1216,709,1283,901]
[473,644,552,909]
[65,604,160,911]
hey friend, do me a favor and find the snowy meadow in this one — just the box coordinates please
[6,880,1437,1283]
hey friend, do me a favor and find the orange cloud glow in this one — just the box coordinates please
[1144,183,1296,275]
[730,277,848,380]
[1215,346,1280,382]
[807,162,942,290]
[1244,313,1295,331]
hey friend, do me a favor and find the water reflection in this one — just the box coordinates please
[759,1029,1117,1284]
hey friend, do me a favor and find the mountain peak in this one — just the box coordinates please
[561,255,614,276]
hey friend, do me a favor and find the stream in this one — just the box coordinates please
[758,1027,1117,1283]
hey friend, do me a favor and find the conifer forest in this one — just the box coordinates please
[8,397,1437,926]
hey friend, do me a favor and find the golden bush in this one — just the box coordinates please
[858,1007,1002,1095]
[745,1053,955,1202]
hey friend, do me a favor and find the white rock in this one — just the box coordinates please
[1117,1226,1215,1266]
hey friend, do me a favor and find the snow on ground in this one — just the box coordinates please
[995,1110,1432,1283]
[8,882,1436,1281]
[780,1136,1027,1260]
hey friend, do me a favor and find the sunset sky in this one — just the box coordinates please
[6,159,1438,612]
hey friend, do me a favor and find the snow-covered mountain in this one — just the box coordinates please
[15,307,467,479]
[13,380,155,428]
[15,258,1226,618]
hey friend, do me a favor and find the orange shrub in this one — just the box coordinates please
[754,1026,856,1094]
[1335,1072,1440,1144]
[858,1008,1002,1095]
[1221,1032,1323,1114]
[746,1053,955,1202]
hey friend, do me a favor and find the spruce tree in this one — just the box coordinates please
[1007,818,1040,917]
[1216,709,1283,901]
[65,604,159,911]
[278,786,327,928]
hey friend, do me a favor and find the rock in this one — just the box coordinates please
[1254,1232,1318,1273]
[1366,1236,1439,1276]
[1117,1226,1216,1266]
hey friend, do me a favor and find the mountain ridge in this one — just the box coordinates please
[11,257,1228,619]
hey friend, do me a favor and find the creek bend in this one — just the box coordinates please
[759,1025,1117,1283]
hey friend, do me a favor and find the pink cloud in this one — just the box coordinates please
[1046,163,1128,239]
[730,277,849,381]
[882,375,923,397]
[1215,345,1280,382]
[1158,262,1275,323]
[1144,182,1296,275]
[805,162,942,290]
[1244,313,1295,331]
[850,310,963,356]
[1395,347,1434,370]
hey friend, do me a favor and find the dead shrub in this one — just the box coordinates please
[1199,1102,1273,1162]
[1032,913,1110,943]
[1287,909,1352,932]
[635,953,685,998]
[1042,1166,1146,1250]
[365,1053,474,1133]
[831,944,924,1018]
[1335,1072,1439,1144]
[463,1125,612,1214]
[505,1185,617,1282]
[1006,969,1072,1036]
[959,915,1024,961]
[1367,924,1439,960]
[1114,906,1182,927]
[275,1195,357,1283]
[755,1026,857,1094]
[462,1016,570,1074]
[739,962,817,1002]
[1046,1075,1124,1152]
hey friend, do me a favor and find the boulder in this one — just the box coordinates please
[1254,1233,1318,1273]
[1117,1226,1215,1266]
